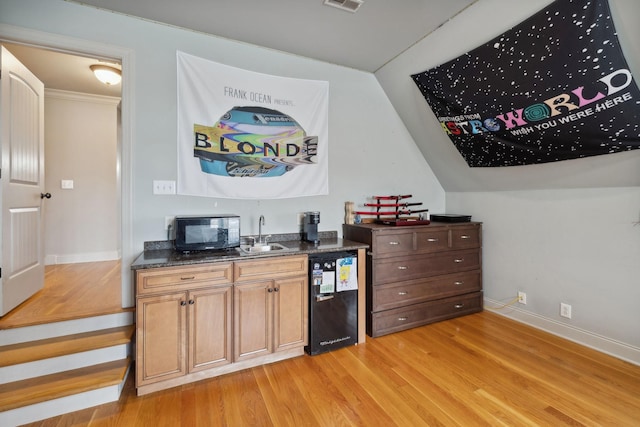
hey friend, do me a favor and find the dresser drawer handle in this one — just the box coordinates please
[398,291,408,296]
[389,241,400,245]
[454,258,464,263]
[454,303,465,309]
[397,266,408,270]
[398,317,409,321]
[460,235,471,239]
[427,238,439,242]
[454,281,464,285]
[180,276,195,280]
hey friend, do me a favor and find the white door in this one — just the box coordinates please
[0,45,46,316]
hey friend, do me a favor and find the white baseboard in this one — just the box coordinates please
[484,297,640,366]
[45,250,120,265]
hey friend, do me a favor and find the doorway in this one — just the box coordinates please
[0,38,129,325]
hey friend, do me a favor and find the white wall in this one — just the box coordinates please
[376,0,640,362]
[44,90,120,264]
[0,0,445,301]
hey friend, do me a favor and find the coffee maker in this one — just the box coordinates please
[303,211,320,244]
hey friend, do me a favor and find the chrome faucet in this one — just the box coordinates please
[257,215,265,244]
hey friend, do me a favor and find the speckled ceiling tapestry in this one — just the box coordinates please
[411,0,640,167]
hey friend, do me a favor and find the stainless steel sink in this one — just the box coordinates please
[238,242,290,254]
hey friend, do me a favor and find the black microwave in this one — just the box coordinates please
[174,215,241,252]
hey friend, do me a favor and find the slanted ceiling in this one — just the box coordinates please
[374,0,640,191]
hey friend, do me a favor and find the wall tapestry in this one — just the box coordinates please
[411,0,640,167]
[177,51,329,198]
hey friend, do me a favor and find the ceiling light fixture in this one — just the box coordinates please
[90,64,122,85]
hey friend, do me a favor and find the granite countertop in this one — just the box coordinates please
[131,231,369,270]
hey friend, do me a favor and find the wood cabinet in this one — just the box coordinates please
[343,222,483,337]
[134,255,307,395]
[233,256,308,362]
[135,263,233,388]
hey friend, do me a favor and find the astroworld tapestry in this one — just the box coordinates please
[177,51,329,199]
[411,0,640,167]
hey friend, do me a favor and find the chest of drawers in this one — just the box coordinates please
[343,222,482,337]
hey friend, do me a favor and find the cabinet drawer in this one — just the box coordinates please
[234,255,307,282]
[451,226,481,249]
[373,229,451,256]
[373,249,480,284]
[370,291,483,337]
[372,270,481,312]
[137,263,233,295]
[373,232,414,255]
[415,229,450,253]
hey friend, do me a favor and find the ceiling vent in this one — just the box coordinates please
[323,0,364,13]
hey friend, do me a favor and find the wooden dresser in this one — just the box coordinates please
[343,222,482,337]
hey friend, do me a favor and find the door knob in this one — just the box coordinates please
[41,193,52,199]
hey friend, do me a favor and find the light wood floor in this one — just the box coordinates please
[22,311,640,426]
[0,260,125,329]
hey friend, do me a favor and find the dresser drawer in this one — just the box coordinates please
[451,225,481,249]
[369,291,483,337]
[373,232,414,255]
[372,270,481,312]
[373,249,480,284]
[136,263,233,295]
[415,229,450,252]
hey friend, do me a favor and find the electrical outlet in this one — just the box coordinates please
[560,303,572,319]
[518,291,527,304]
[165,216,174,230]
[153,180,176,195]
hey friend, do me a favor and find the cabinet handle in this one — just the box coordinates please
[460,235,471,239]
[398,291,408,296]
[454,304,465,309]
[268,288,274,293]
[274,287,280,292]
[427,238,439,242]
[188,299,195,305]
[398,317,408,321]
[454,281,464,286]
[454,258,464,263]
[180,300,187,306]
[180,276,195,280]
[389,241,400,245]
[397,266,408,270]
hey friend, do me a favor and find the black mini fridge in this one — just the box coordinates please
[306,251,358,355]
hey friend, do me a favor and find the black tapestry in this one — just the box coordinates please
[411,0,640,167]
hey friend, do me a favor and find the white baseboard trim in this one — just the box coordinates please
[45,251,120,265]
[484,297,640,366]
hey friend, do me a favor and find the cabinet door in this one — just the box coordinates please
[234,280,273,362]
[188,286,233,372]
[136,292,187,386]
[273,276,308,352]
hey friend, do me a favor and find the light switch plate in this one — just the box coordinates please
[61,179,74,189]
[153,180,176,195]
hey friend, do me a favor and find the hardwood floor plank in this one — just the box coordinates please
[0,260,125,329]
[255,360,321,426]
[20,312,640,426]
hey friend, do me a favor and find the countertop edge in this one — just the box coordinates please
[131,237,368,270]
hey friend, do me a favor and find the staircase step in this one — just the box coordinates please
[0,325,134,367]
[0,357,130,412]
